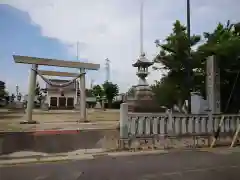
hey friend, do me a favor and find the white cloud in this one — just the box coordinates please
[1,0,240,93]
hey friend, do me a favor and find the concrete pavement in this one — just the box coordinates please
[1,149,240,180]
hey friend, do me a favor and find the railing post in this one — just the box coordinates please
[120,103,129,139]
[167,109,173,134]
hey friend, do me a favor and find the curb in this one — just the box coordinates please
[1,147,240,167]
[0,154,94,167]
[0,150,168,167]
[107,150,168,157]
[0,127,118,134]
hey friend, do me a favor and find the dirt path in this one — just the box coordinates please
[0,109,119,132]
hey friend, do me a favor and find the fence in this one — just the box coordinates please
[120,103,240,139]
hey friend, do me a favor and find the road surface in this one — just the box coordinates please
[1,150,240,180]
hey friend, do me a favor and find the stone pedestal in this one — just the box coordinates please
[127,99,163,113]
[127,86,164,113]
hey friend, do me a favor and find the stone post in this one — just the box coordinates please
[120,103,129,139]
[206,55,221,114]
[26,64,38,122]
[80,68,87,122]
[167,109,174,134]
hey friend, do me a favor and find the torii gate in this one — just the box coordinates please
[13,55,100,123]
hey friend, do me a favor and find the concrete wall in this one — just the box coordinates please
[0,129,119,155]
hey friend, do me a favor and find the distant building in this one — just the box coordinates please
[46,79,78,109]
[45,79,97,109]
[114,93,126,102]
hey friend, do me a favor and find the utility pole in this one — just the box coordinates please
[187,0,191,44]
[76,42,80,104]
[140,0,144,55]
[186,0,192,113]
[105,58,110,82]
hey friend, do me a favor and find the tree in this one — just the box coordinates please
[10,93,15,102]
[102,81,119,108]
[35,81,43,103]
[153,20,201,109]
[196,21,240,112]
[153,20,240,113]
[0,81,7,98]
[86,89,94,97]
[151,80,177,108]
[92,85,104,99]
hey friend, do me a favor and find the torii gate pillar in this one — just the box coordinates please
[80,68,87,122]
[26,64,38,123]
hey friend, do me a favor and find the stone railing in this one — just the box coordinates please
[120,103,240,139]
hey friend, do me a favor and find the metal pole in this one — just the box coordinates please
[187,0,191,44]
[26,64,38,122]
[105,58,110,82]
[140,0,144,55]
[186,0,192,113]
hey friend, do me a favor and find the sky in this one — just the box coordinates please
[0,0,240,95]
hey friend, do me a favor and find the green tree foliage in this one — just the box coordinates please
[10,93,15,102]
[151,80,178,108]
[102,81,119,108]
[35,81,43,103]
[197,21,240,112]
[153,20,240,113]
[0,81,6,98]
[92,85,104,99]
[0,81,8,99]
[153,20,201,108]
[85,89,94,97]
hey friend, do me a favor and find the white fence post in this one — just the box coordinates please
[167,109,173,134]
[120,103,129,139]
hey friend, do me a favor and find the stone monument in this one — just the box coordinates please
[206,55,221,114]
[127,53,161,112]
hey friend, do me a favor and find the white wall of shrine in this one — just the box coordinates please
[46,90,77,108]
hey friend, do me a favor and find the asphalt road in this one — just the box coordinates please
[1,150,240,180]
